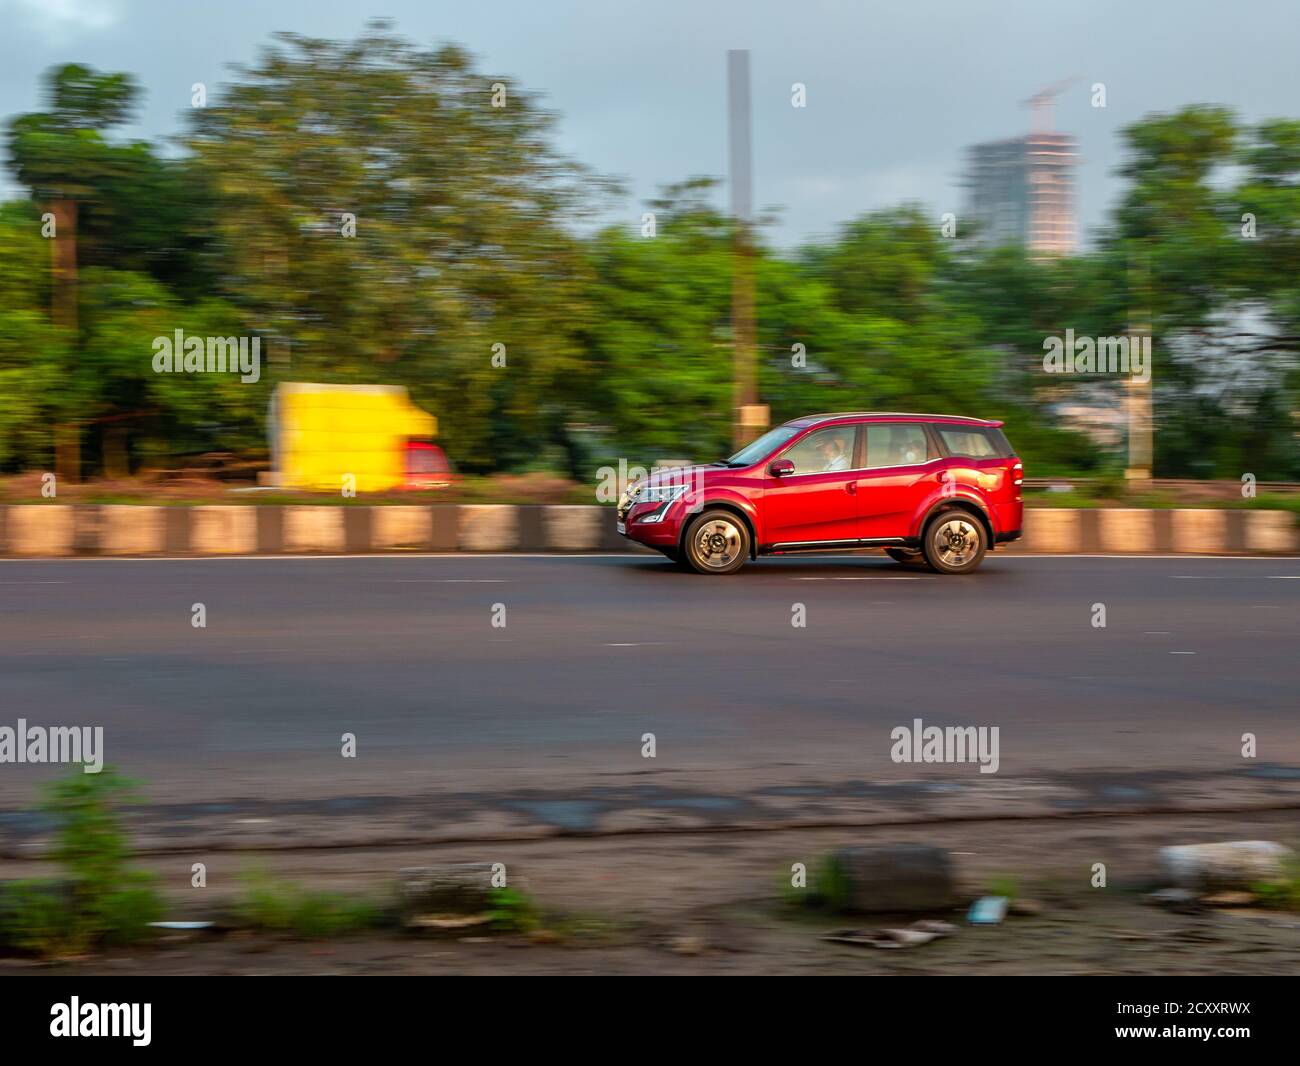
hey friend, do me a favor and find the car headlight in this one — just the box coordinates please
[637,484,688,505]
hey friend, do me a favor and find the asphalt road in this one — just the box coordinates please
[1,552,1296,803]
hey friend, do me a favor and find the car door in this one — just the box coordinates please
[855,422,944,539]
[762,424,861,546]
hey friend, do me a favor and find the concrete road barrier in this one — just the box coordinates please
[1019,507,1298,554]
[1172,508,1229,554]
[400,863,501,921]
[191,506,258,555]
[823,844,956,913]
[1159,840,1294,892]
[543,505,605,551]
[1,504,1295,556]
[458,505,518,552]
[1244,510,1297,553]
[1022,508,1080,553]
[371,505,433,550]
[1097,508,1156,554]
[98,505,167,555]
[281,506,346,553]
[6,505,76,556]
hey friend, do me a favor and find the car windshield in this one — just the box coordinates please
[724,425,800,467]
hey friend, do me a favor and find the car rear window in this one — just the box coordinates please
[865,424,936,467]
[934,425,1016,459]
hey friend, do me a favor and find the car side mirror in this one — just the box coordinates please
[768,458,795,477]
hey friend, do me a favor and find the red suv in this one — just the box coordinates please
[617,413,1022,575]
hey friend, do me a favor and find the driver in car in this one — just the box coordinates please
[817,436,850,471]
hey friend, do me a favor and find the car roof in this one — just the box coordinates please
[785,412,1004,429]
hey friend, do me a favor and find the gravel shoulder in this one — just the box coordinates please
[6,809,1298,975]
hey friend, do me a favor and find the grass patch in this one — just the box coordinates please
[231,871,389,938]
[987,874,1018,901]
[1252,860,1300,911]
[485,886,541,934]
[776,856,851,913]
[0,768,162,956]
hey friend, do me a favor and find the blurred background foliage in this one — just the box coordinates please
[1,24,1297,482]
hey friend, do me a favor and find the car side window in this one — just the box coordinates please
[865,424,935,468]
[779,426,856,474]
[935,426,998,458]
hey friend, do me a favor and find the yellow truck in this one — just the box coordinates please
[269,382,449,492]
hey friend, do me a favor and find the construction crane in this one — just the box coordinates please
[1023,76,1082,134]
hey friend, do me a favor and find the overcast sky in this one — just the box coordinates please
[1,0,1295,248]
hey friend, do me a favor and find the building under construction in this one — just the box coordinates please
[963,131,1078,256]
[963,80,1080,256]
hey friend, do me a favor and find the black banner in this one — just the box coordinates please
[0,976,1293,1052]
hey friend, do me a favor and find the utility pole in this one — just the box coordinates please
[1126,247,1153,483]
[727,49,765,449]
[50,198,80,483]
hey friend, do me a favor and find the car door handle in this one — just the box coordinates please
[845,481,857,495]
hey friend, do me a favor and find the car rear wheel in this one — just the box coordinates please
[885,548,930,569]
[921,512,987,575]
[682,509,749,575]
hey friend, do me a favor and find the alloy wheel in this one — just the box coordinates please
[693,517,743,571]
[932,517,980,568]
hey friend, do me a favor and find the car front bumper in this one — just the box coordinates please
[617,498,686,547]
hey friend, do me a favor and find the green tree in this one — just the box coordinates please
[578,181,736,465]
[6,64,142,331]
[187,21,611,472]
[1106,108,1297,476]
[0,202,70,471]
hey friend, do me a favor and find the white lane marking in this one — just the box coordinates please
[792,576,919,581]
[1144,631,1171,635]
[1170,651,1196,655]
[603,642,668,647]
[379,578,508,583]
[0,580,69,583]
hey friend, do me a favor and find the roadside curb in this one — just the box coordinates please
[3,765,1295,859]
[0,504,1295,557]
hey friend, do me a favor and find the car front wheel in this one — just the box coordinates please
[682,509,750,575]
[921,512,986,575]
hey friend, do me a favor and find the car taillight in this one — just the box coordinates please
[1011,462,1023,486]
